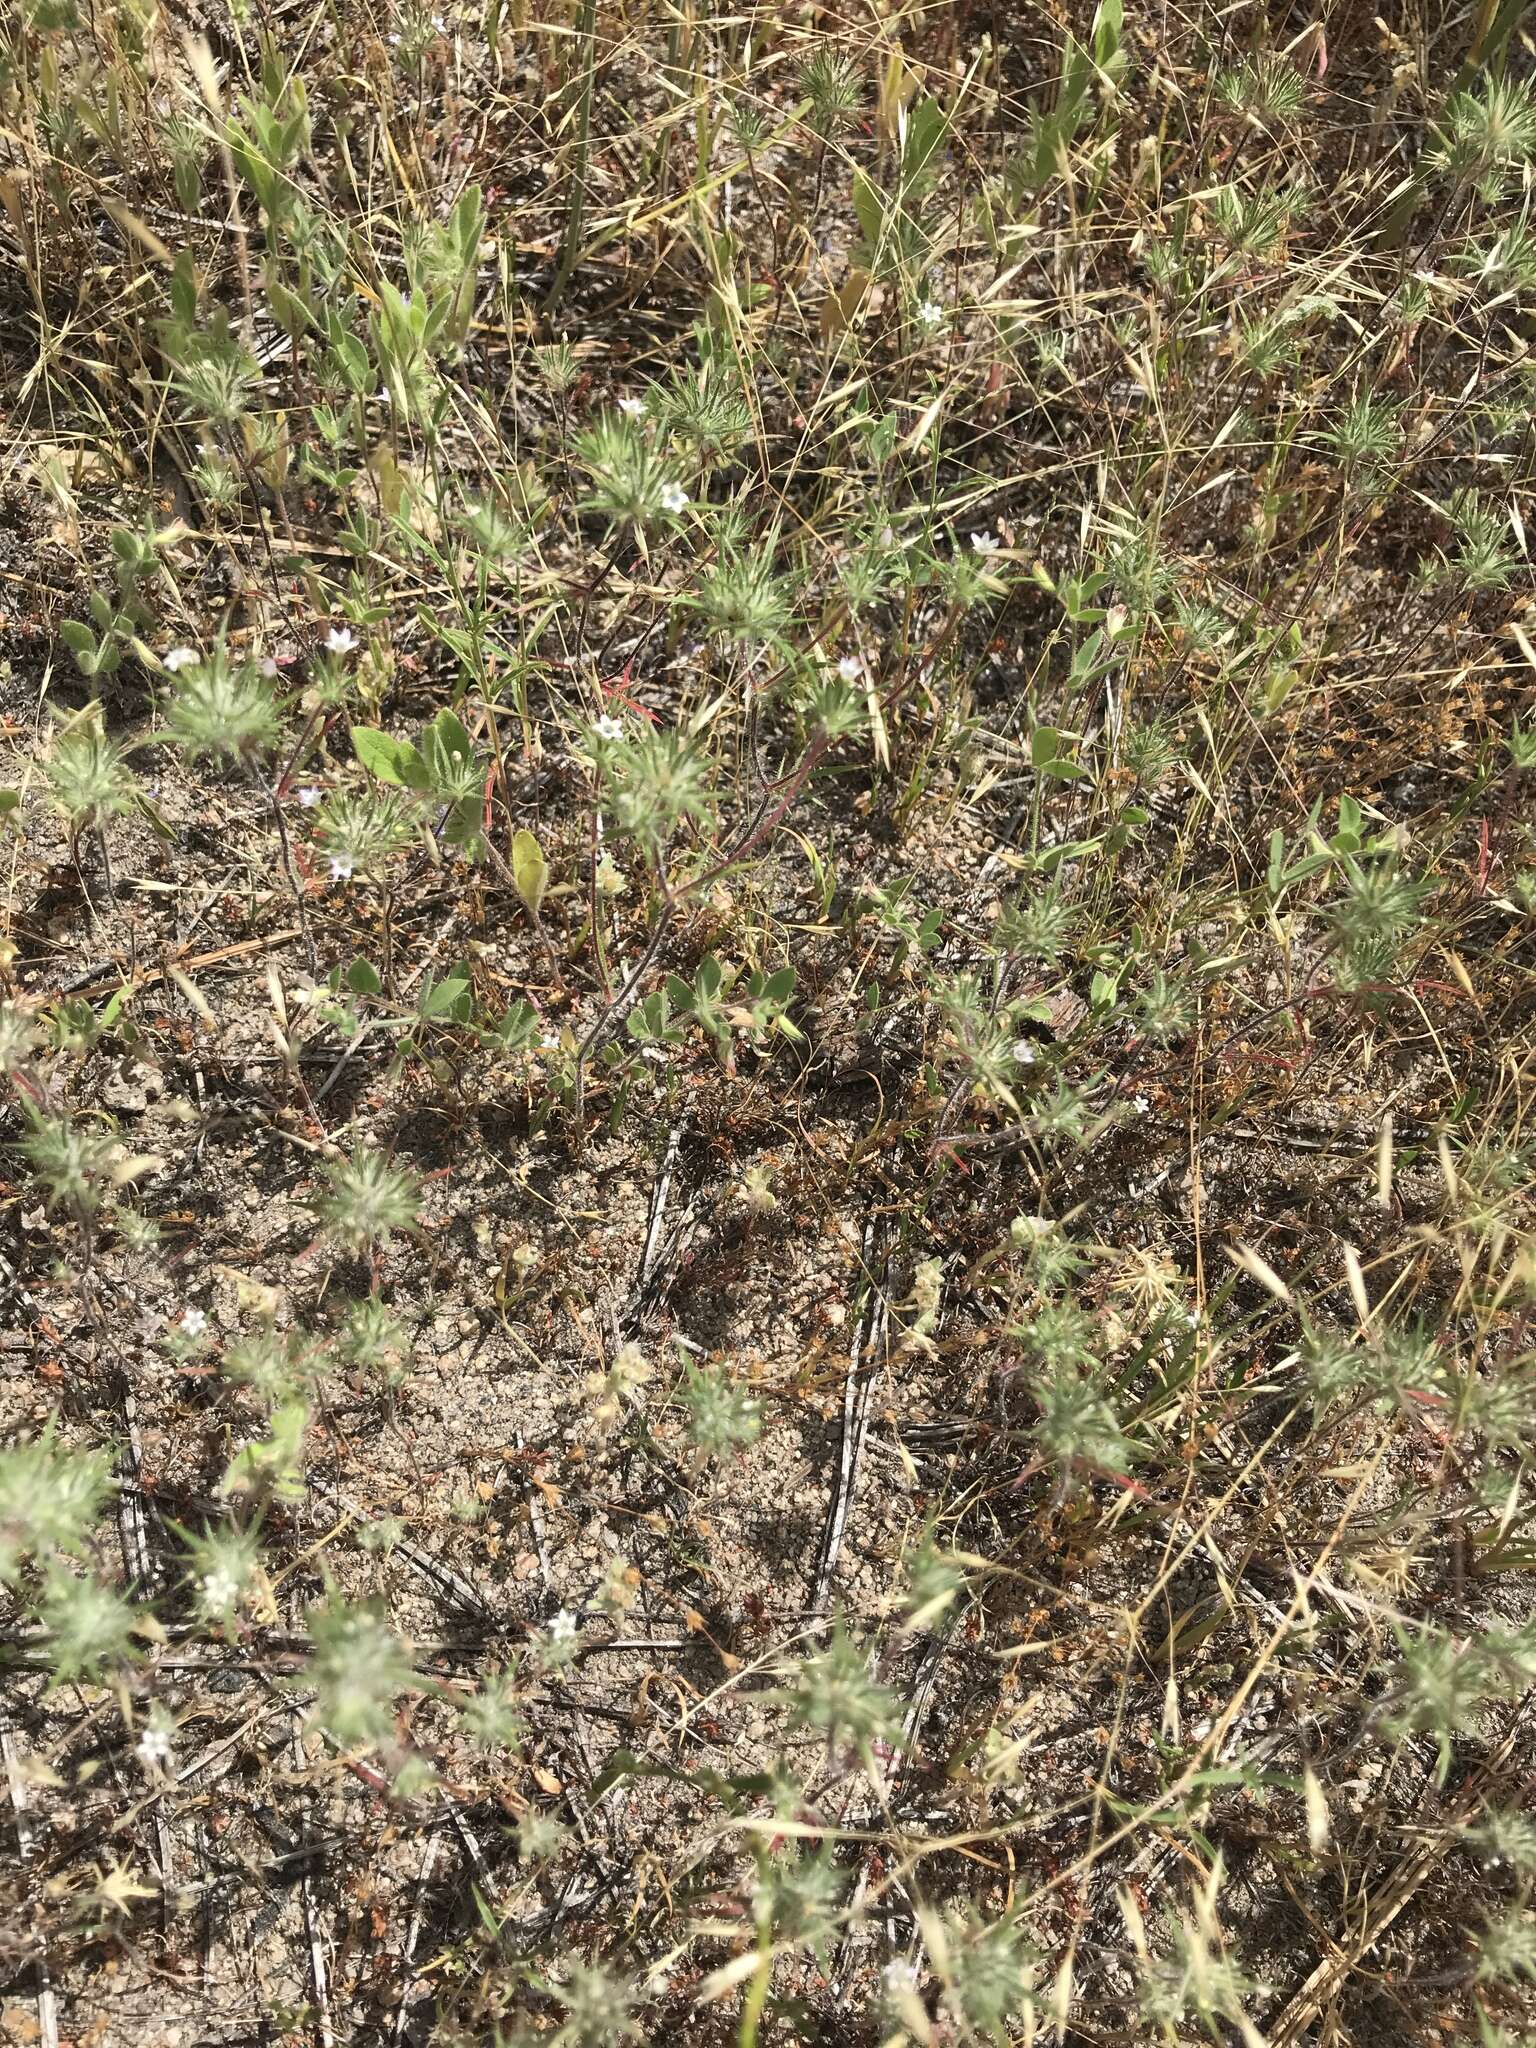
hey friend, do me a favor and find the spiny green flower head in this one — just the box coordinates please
[1431,76,1536,188]
[224,1325,324,1404]
[0,1000,37,1080]
[680,1359,761,1459]
[600,727,716,854]
[1476,1907,1536,1988]
[753,1844,844,1945]
[549,1961,642,2048]
[997,883,1076,965]
[302,1595,417,1750]
[314,1143,421,1251]
[39,1565,139,1683]
[941,525,1009,605]
[692,540,794,648]
[316,787,415,882]
[0,1428,113,1585]
[576,412,691,531]
[182,1521,264,1627]
[800,46,863,136]
[1138,1895,1261,2035]
[1379,1624,1507,1775]
[1215,52,1307,125]
[1028,1359,1137,1476]
[1468,1807,1536,1875]
[338,1293,412,1376]
[653,362,754,459]
[777,1625,902,1749]
[938,1906,1040,2043]
[457,1661,526,1753]
[163,641,281,761]
[46,721,138,830]
[21,1108,118,1217]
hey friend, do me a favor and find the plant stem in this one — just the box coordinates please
[251,761,317,972]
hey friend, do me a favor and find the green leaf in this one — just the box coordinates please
[489,998,539,1051]
[1091,0,1127,80]
[511,827,548,917]
[419,708,477,796]
[1038,835,1105,874]
[266,274,313,340]
[851,170,887,255]
[1334,793,1363,852]
[452,184,486,259]
[170,251,199,328]
[1267,829,1287,895]
[420,973,473,1022]
[60,619,97,657]
[331,330,371,395]
[351,726,423,787]
[346,958,382,995]
[441,797,485,850]
[133,791,177,841]
[630,990,682,1043]
[99,984,131,1030]
[1030,725,1088,780]
[900,96,949,190]
[696,955,724,1001]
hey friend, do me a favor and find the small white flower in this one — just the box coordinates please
[136,1724,173,1770]
[617,396,647,420]
[593,713,625,742]
[325,625,358,656]
[200,1567,241,1611]
[547,1608,578,1644]
[538,1032,560,1052]
[916,299,945,329]
[258,655,279,678]
[162,647,199,673]
[969,529,1001,554]
[181,1307,207,1338]
[376,386,393,405]
[1131,1093,1151,1115]
[883,1958,921,1996]
[837,655,863,683]
[329,853,355,882]
[1011,1039,1037,1066]
[297,786,323,808]
[659,481,688,515]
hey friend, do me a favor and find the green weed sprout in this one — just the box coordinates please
[313,1144,422,1251]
